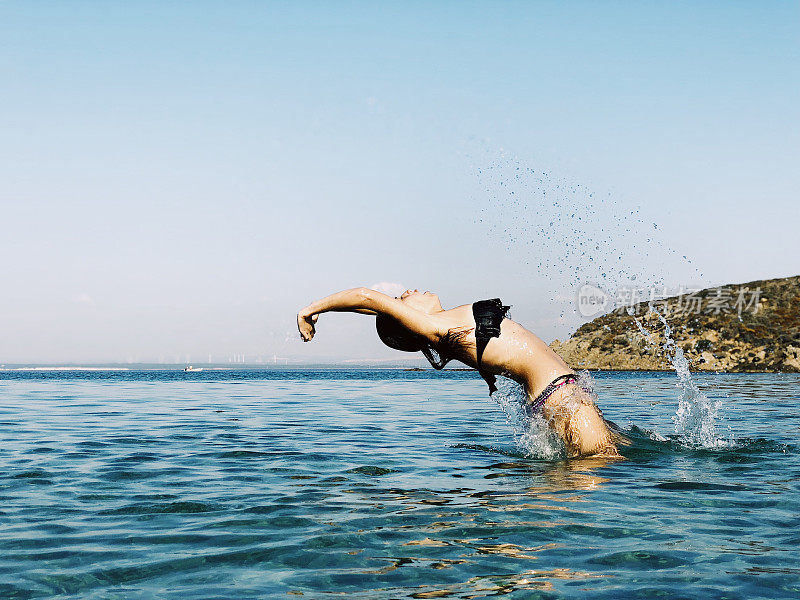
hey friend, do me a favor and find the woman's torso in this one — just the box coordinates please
[432,302,621,457]
[434,303,574,398]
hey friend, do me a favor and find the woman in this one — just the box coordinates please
[297,287,621,457]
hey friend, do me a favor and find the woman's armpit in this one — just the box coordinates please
[441,326,475,347]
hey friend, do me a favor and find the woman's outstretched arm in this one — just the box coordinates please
[297,287,444,343]
[297,288,374,341]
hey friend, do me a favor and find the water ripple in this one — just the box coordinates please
[0,370,798,598]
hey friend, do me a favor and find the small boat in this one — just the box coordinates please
[183,365,204,372]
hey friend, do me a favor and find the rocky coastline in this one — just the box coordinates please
[549,275,800,373]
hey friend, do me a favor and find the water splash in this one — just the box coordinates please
[491,378,563,459]
[630,306,728,449]
[491,370,608,459]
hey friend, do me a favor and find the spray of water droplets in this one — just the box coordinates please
[467,146,702,328]
[629,306,729,449]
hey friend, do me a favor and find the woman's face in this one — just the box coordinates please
[399,289,443,314]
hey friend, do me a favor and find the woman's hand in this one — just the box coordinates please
[297,310,319,342]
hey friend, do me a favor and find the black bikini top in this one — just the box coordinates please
[472,298,511,395]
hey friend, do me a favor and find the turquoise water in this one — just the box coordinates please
[1,369,799,599]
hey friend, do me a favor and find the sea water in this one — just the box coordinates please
[1,368,799,599]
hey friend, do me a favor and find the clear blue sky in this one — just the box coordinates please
[1,2,797,363]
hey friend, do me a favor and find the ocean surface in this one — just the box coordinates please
[1,368,799,599]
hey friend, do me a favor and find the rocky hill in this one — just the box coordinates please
[550,275,800,372]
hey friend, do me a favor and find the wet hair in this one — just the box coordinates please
[375,315,473,370]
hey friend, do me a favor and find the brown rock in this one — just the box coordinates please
[550,275,800,372]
